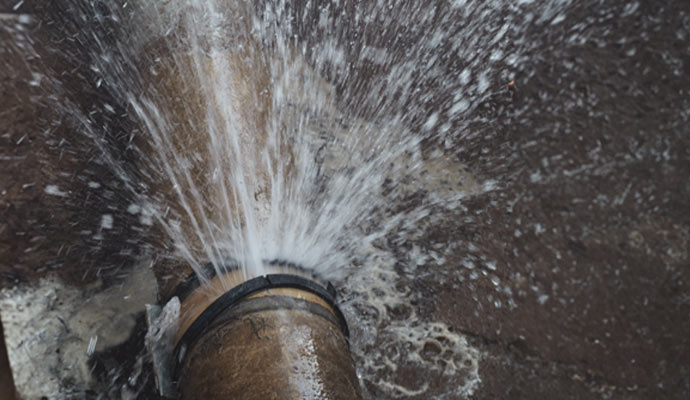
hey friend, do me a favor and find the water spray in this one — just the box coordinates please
[129,3,364,395]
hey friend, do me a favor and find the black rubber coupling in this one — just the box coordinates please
[171,263,349,378]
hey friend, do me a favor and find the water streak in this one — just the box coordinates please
[2,0,578,397]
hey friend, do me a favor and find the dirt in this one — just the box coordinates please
[0,6,148,289]
[406,1,690,398]
[2,0,690,399]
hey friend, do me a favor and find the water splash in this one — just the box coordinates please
[33,0,567,282]
[1,0,580,398]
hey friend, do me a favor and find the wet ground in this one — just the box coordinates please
[439,2,690,398]
[2,1,690,399]
[382,2,690,398]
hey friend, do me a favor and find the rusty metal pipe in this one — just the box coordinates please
[136,3,362,397]
[165,267,361,400]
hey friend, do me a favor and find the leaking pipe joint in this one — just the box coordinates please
[153,263,362,400]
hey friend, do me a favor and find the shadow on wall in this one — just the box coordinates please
[0,319,16,400]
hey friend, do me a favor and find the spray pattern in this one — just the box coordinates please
[0,0,579,397]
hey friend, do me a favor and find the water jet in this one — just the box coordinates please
[3,1,493,398]
[130,4,363,397]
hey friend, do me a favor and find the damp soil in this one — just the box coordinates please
[0,5,149,290]
[389,2,690,399]
[2,1,690,399]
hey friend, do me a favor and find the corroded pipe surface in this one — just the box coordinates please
[178,295,361,400]
[134,4,362,398]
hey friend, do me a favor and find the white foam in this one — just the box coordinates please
[0,267,157,399]
[44,185,67,197]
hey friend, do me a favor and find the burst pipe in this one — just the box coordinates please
[162,264,362,400]
[139,4,362,398]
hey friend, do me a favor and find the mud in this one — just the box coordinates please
[2,0,690,399]
[0,11,147,289]
[403,1,690,398]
